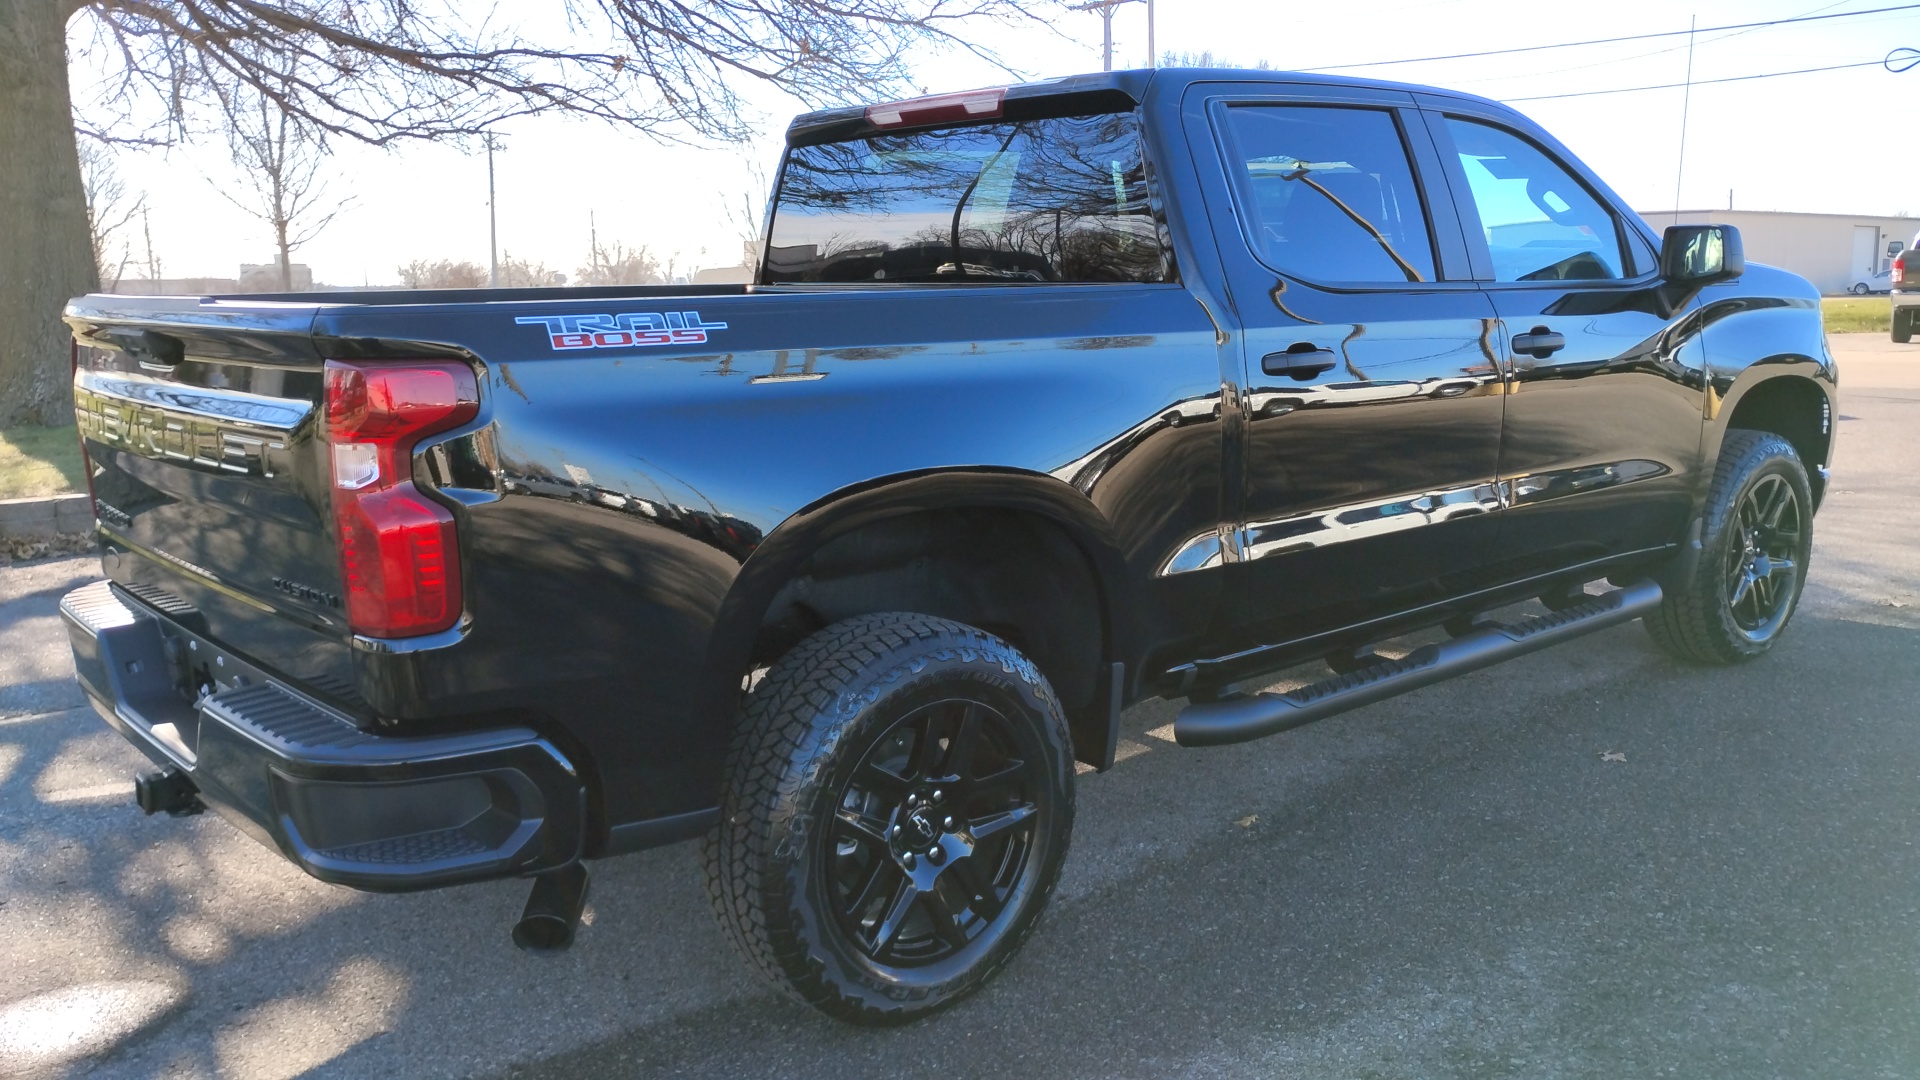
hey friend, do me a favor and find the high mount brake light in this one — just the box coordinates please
[324,360,479,638]
[865,88,1006,130]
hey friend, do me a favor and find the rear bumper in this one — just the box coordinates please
[60,580,585,892]
[1892,290,1920,310]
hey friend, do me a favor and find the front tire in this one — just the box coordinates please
[702,612,1075,1025]
[1645,430,1812,664]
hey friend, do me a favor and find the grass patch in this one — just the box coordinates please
[0,424,85,500]
[1824,296,1891,335]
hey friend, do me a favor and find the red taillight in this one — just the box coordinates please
[1895,261,1907,286]
[324,360,478,638]
[865,87,1005,130]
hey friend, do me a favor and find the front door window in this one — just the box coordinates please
[1445,118,1625,283]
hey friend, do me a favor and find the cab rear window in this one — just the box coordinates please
[764,113,1167,285]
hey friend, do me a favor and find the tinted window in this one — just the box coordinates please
[1220,105,1436,283]
[1446,118,1624,283]
[1625,226,1658,277]
[764,114,1164,284]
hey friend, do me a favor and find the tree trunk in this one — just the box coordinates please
[0,0,96,427]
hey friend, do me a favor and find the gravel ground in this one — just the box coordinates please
[1,334,1914,1079]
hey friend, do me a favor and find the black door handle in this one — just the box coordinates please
[1262,345,1338,381]
[1511,325,1566,359]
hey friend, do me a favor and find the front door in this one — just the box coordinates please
[1183,88,1507,646]
[1424,110,1708,581]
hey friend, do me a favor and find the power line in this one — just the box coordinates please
[1503,58,1885,102]
[1453,0,1857,90]
[1301,3,1920,72]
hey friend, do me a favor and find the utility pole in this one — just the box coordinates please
[485,132,500,288]
[1070,0,1143,71]
[142,207,158,290]
[1148,0,1156,67]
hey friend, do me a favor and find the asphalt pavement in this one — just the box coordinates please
[2,334,1916,1079]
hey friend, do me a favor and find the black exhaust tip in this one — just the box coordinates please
[513,863,591,952]
[134,768,203,816]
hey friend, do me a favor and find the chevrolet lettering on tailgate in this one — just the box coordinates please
[73,373,299,479]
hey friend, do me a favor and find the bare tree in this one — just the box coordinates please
[397,259,489,289]
[78,140,142,290]
[726,157,773,272]
[497,253,564,288]
[577,241,664,286]
[212,86,351,291]
[1160,50,1272,70]
[1,0,1057,427]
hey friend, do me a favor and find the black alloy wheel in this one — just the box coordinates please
[1646,428,1814,664]
[828,698,1041,970]
[703,612,1074,1024]
[1721,472,1803,640]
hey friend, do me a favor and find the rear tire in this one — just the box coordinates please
[1645,430,1812,664]
[702,612,1074,1025]
[1894,307,1914,344]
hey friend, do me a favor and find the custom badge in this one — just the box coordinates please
[515,311,729,351]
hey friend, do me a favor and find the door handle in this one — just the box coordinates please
[1511,326,1566,360]
[1262,344,1338,381]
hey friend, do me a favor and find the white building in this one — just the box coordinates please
[238,261,314,291]
[1639,210,1915,295]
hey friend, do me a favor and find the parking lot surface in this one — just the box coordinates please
[2,334,1915,1079]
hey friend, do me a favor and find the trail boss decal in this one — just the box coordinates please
[515,311,729,351]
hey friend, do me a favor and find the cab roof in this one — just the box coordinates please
[785,67,1509,145]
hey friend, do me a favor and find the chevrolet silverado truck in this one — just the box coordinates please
[60,68,1835,1024]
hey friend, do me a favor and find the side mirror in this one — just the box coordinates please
[1660,224,1744,284]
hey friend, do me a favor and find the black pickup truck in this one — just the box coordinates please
[60,68,1835,1024]
[1891,232,1918,341]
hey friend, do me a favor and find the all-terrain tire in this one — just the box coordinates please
[1645,429,1813,664]
[701,612,1075,1025]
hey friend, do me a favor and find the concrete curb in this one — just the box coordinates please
[0,495,91,541]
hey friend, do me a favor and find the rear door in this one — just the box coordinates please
[1180,83,1506,645]
[1420,105,1708,580]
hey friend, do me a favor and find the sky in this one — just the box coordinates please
[71,0,1920,287]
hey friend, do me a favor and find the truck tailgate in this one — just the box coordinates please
[65,296,362,705]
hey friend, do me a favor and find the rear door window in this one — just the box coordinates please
[1444,118,1626,282]
[1217,104,1437,284]
[765,113,1165,284]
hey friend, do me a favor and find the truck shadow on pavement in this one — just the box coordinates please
[6,595,1919,1078]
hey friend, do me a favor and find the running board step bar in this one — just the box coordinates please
[1174,580,1664,748]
